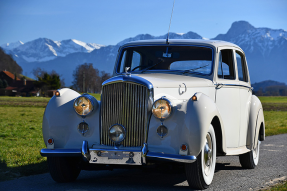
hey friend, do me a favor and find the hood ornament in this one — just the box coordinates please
[124,67,131,76]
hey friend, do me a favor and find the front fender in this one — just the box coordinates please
[42,88,100,148]
[185,93,226,156]
[147,92,226,157]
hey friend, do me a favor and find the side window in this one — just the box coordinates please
[131,51,142,69]
[235,51,248,82]
[217,49,235,79]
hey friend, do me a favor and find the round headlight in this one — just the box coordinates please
[152,98,172,119]
[109,124,126,143]
[74,94,94,116]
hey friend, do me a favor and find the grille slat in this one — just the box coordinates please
[101,82,148,147]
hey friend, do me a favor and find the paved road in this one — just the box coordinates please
[1,134,286,191]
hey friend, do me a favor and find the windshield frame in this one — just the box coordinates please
[115,44,215,76]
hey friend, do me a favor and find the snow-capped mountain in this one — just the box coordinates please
[1,38,105,62]
[1,41,24,50]
[213,21,287,84]
[213,21,287,56]
[116,31,203,46]
[1,21,286,86]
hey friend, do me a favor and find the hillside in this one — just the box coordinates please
[0,48,22,74]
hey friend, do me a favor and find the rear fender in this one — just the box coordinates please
[247,95,265,149]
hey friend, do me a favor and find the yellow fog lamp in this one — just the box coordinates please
[152,98,172,120]
[74,94,94,117]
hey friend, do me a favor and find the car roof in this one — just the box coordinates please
[121,39,243,51]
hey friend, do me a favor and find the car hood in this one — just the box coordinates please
[134,73,213,88]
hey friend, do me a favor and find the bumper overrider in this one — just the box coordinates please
[40,141,196,165]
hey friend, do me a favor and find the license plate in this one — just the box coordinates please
[89,150,142,165]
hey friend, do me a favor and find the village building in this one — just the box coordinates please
[0,70,38,96]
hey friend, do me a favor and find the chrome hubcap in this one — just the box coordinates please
[203,133,213,176]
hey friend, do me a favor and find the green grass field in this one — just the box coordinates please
[259,96,287,103]
[0,95,286,182]
[0,106,47,181]
[260,96,287,112]
[262,181,287,191]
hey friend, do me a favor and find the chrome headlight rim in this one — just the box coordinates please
[152,97,173,120]
[108,124,126,143]
[73,94,95,117]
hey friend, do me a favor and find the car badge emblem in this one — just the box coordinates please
[125,67,131,76]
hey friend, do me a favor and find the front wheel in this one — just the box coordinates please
[185,124,217,190]
[239,135,261,169]
[47,157,81,183]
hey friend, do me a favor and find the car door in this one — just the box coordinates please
[215,48,240,148]
[234,50,252,147]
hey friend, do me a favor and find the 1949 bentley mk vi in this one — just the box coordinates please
[40,39,265,190]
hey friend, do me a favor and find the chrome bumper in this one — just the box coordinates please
[40,141,196,164]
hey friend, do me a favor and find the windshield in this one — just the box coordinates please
[117,45,213,75]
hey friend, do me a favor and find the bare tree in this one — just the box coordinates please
[100,71,112,84]
[72,63,101,93]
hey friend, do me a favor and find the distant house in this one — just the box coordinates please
[0,70,38,96]
[0,70,20,85]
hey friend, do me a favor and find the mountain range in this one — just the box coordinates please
[1,21,286,86]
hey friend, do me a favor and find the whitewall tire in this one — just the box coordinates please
[185,124,216,190]
[239,135,261,169]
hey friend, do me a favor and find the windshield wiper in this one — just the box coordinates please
[141,58,164,73]
[182,64,210,74]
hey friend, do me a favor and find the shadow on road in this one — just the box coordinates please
[215,162,244,172]
[0,160,48,182]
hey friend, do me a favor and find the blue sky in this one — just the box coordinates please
[0,0,286,46]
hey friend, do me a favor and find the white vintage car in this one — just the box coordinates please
[41,39,265,190]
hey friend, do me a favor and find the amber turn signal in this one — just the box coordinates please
[192,95,197,101]
[55,91,60,97]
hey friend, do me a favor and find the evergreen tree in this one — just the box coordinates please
[36,72,61,90]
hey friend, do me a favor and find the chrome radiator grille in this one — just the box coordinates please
[101,82,149,147]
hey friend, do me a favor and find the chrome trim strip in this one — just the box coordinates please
[40,149,81,157]
[147,152,197,163]
[215,83,252,90]
[102,75,153,90]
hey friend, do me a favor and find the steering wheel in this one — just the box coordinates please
[131,65,146,71]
